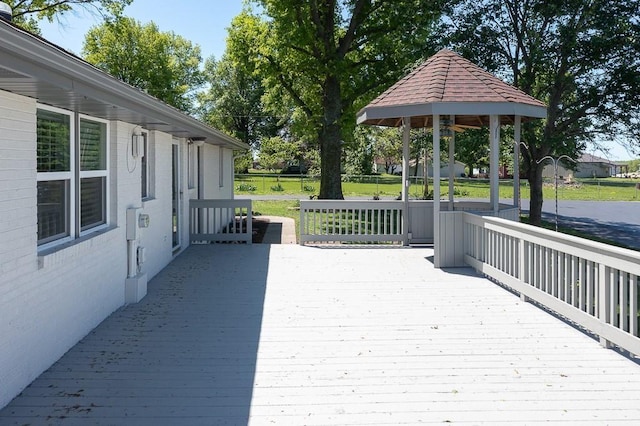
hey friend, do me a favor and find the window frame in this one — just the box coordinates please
[36,104,110,250]
[141,132,151,200]
[187,142,196,190]
[78,115,109,235]
[219,147,224,188]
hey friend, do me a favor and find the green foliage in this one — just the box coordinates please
[198,12,280,151]
[344,127,375,176]
[82,17,203,113]
[455,129,489,177]
[258,136,303,172]
[628,159,640,173]
[250,0,446,198]
[6,0,131,33]
[234,151,253,174]
[447,0,640,224]
[236,183,257,192]
[302,185,315,192]
[373,127,403,175]
[270,183,284,192]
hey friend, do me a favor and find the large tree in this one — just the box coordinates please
[83,17,204,113]
[251,0,446,199]
[198,12,279,152]
[448,0,640,225]
[6,0,130,33]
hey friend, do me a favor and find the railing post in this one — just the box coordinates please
[598,264,612,348]
[299,201,305,245]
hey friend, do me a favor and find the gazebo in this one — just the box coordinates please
[356,49,547,267]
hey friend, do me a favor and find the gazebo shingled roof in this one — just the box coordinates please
[356,49,547,128]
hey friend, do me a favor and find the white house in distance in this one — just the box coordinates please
[0,14,247,408]
[542,153,614,179]
[373,157,467,178]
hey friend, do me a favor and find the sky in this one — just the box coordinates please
[39,0,245,61]
[37,0,637,162]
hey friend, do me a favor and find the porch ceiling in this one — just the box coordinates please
[356,49,547,128]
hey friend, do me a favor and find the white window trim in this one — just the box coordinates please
[141,131,152,201]
[187,142,196,189]
[36,104,110,251]
[219,147,224,188]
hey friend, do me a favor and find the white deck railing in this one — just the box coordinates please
[300,200,404,244]
[463,213,640,356]
[189,199,252,244]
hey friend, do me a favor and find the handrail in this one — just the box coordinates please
[189,199,252,244]
[300,200,404,244]
[463,213,640,356]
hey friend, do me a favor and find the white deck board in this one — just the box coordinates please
[1,244,640,425]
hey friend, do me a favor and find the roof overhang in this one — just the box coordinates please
[0,20,248,150]
[357,101,548,128]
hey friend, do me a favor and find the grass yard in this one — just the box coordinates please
[242,175,640,249]
[236,173,640,201]
[252,200,301,238]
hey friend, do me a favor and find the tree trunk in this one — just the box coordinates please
[527,161,544,226]
[318,75,344,199]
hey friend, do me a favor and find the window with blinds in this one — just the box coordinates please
[36,106,109,247]
[37,109,72,244]
[80,118,107,231]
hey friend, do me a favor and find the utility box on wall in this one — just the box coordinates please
[126,208,150,240]
[125,207,149,304]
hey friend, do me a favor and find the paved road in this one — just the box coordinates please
[521,199,640,250]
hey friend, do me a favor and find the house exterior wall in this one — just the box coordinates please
[375,161,466,178]
[542,163,612,179]
[201,145,234,199]
[0,90,231,408]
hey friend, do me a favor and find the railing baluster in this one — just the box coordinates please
[621,272,629,332]
[631,274,638,337]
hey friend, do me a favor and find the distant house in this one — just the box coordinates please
[542,153,614,179]
[373,157,467,178]
[0,17,247,408]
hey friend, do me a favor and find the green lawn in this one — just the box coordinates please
[236,173,640,201]
[252,200,301,237]
[241,175,640,247]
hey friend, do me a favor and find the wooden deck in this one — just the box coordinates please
[2,244,640,425]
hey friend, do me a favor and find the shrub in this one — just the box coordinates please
[270,183,284,192]
[236,183,257,192]
[303,184,315,192]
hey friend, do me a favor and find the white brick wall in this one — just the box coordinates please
[0,91,220,408]
[201,145,234,199]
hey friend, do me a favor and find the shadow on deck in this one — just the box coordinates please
[0,245,272,424]
[2,244,640,424]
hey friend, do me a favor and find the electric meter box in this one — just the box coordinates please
[127,208,142,240]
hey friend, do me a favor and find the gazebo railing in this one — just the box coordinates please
[300,200,404,244]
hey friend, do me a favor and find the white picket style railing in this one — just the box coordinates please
[300,200,404,244]
[189,199,252,244]
[464,213,640,356]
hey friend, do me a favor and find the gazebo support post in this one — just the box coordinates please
[513,115,521,210]
[433,114,441,267]
[448,115,456,210]
[490,115,500,213]
[402,117,411,245]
